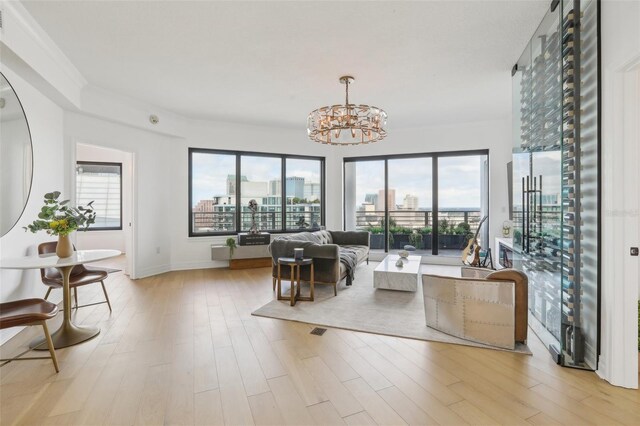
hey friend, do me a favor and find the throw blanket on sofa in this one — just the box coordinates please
[340,246,358,286]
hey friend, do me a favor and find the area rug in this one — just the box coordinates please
[252,262,531,354]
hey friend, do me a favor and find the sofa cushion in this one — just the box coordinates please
[313,230,333,244]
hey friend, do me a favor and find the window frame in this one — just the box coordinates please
[188,148,326,237]
[76,160,123,231]
[343,149,489,255]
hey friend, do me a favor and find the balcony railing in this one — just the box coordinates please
[192,210,322,234]
[355,209,482,251]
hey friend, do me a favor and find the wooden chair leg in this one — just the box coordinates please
[44,287,52,301]
[272,277,276,291]
[333,282,337,296]
[41,321,59,373]
[100,281,112,312]
[73,287,78,309]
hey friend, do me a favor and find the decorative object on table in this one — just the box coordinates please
[295,216,309,229]
[461,215,489,267]
[398,250,409,259]
[395,258,404,268]
[238,232,271,246]
[502,220,513,237]
[307,75,387,146]
[24,191,96,258]
[248,199,259,234]
[225,237,237,259]
[294,248,304,260]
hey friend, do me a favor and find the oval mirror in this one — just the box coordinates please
[0,72,33,237]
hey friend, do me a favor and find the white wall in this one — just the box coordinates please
[75,143,131,254]
[0,66,65,343]
[64,112,175,278]
[599,0,640,389]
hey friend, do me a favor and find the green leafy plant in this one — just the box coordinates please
[454,222,472,238]
[24,191,95,236]
[438,219,450,235]
[419,227,432,234]
[367,226,384,234]
[225,237,237,259]
[409,232,423,247]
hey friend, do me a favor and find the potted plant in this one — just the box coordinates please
[368,226,385,250]
[24,191,96,258]
[225,237,237,259]
[390,226,412,249]
[408,231,423,250]
[420,226,432,250]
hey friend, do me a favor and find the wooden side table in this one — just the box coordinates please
[277,257,314,306]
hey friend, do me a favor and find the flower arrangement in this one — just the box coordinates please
[24,191,96,236]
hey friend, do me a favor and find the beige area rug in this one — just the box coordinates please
[252,262,532,355]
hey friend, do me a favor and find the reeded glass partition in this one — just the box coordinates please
[512,0,599,370]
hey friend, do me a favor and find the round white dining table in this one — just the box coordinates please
[0,249,121,349]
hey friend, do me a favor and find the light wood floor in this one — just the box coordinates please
[1,259,639,425]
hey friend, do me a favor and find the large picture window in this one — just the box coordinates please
[189,149,325,236]
[344,150,488,257]
[76,161,122,230]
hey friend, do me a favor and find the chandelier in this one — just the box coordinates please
[307,76,387,146]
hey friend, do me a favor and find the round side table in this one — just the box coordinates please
[277,257,314,306]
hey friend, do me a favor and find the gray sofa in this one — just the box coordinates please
[269,230,370,295]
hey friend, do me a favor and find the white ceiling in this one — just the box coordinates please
[22,1,548,129]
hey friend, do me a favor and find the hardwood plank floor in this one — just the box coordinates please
[1,259,638,425]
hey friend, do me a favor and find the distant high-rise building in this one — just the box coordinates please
[365,193,378,205]
[376,189,396,211]
[402,194,419,210]
[286,177,305,198]
[226,175,248,195]
[304,182,321,200]
[269,177,306,198]
[269,179,281,196]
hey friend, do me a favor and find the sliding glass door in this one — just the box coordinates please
[437,154,488,257]
[344,160,386,249]
[344,150,488,256]
[387,158,433,252]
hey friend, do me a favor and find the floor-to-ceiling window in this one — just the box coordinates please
[344,150,488,257]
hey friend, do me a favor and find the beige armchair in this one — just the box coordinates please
[421,267,528,349]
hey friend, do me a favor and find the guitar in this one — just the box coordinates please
[461,215,489,267]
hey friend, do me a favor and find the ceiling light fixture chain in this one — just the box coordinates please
[307,75,387,146]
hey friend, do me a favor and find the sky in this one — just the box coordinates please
[191,153,320,207]
[350,155,486,210]
[192,152,489,210]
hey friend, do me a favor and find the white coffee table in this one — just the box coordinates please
[373,254,422,292]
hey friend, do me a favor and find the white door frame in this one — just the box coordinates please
[599,55,640,389]
[71,141,137,279]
